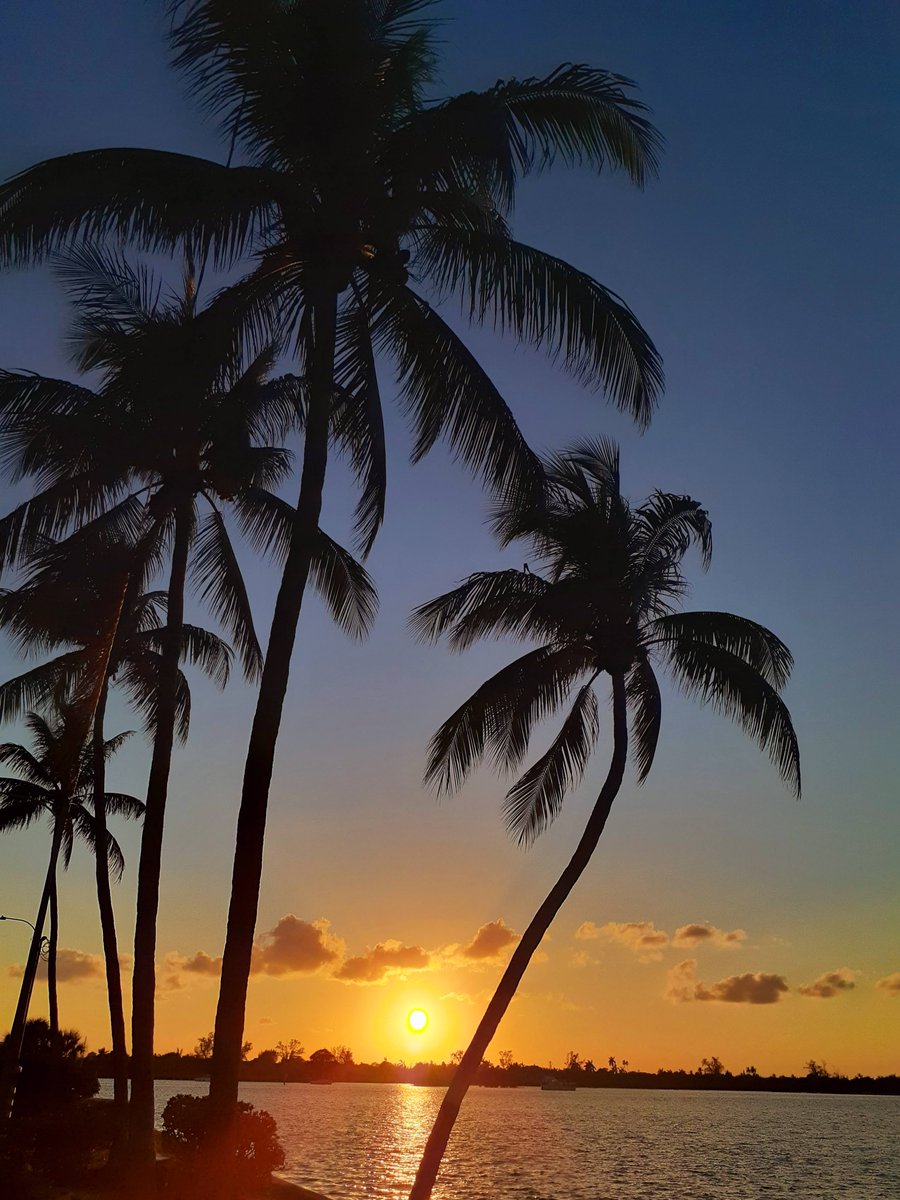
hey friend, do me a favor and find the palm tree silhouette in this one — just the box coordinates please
[0,528,234,1116]
[409,438,800,1198]
[0,1,664,1144]
[0,709,140,1038]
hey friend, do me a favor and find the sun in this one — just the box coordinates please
[407,1007,429,1033]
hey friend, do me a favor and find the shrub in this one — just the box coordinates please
[6,1018,99,1118]
[162,1093,285,1194]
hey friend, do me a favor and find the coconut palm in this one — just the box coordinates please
[0,709,141,1036]
[0,247,292,1154]
[0,528,234,1114]
[408,438,800,1198]
[0,2,664,1142]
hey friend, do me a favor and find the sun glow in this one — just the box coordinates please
[407,1007,429,1033]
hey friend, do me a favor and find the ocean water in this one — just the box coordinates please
[99,1079,900,1199]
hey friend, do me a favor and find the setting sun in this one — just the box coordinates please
[407,1008,429,1034]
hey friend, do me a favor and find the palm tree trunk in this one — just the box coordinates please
[47,869,59,1038]
[208,289,337,1132]
[128,501,192,1181]
[0,808,66,1119]
[92,683,130,1116]
[409,673,629,1200]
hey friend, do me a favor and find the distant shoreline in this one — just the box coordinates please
[100,1070,900,1097]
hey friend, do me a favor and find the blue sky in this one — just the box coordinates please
[0,1,897,1072]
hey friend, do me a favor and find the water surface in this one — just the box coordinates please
[100,1079,900,1198]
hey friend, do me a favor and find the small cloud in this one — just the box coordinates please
[599,921,669,961]
[440,992,474,1004]
[570,950,593,968]
[673,923,747,950]
[460,918,519,961]
[876,972,900,996]
[798,968,859,999]
[334,940,430,984]
[259,1017,275,1026]
[181,951,223,976]
[9,948,103,983]
[667,959,788,1005]
[575,921,601,941]
[253,916,344,977]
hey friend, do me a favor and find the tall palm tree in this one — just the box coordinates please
[0,247,293,1157]
[408,439,801,1198]
[0,528,234,1114]
[0,710,143,1037]
[0,2,664,1143]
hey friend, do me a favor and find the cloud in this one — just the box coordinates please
[334,940,430,984]
[181,951,223,976]
[667,959,788,1005]
[798,968,859,998]
[9,948,103,983]
[876,972,900,996]
[575,921,601,941]
[570,950,593,968]
[259,1017,274,1026]
[599,921,669,961]
[459,918,519,961]
[252,916,344,977]
[673,923,747,950]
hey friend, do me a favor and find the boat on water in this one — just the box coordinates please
[541,1075,577,1091]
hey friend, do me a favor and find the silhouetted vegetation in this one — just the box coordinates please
[161,1093,284,1198]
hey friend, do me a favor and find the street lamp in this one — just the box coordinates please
[0,915,50,960]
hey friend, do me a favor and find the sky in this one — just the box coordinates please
[0,1,898,1077]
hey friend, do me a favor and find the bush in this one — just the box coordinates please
[6,1018,99,1118]
[162,1093,285,1195]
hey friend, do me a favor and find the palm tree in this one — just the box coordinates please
[0,2,664,1141]
[0,528,235,1115]
[0,710,142,1036]
[408,439,800,1198]
[0,247,292,1156]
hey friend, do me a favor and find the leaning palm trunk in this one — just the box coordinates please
[91,683,129,1116]
[47,866,59,1037]
[128,503,192,1177]
[0,808,66,1117]
[208,293,337,1132]
[409,675,628,1200]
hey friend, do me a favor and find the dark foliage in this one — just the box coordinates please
[161,1092,284,1194]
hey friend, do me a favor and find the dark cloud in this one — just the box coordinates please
[667,959,788,1004]
[334,940,430,984]
[460,918,519,960]
[876,972,900,996]
[673,923,747,949]
[252,916,343,977]
[798,968,858,998]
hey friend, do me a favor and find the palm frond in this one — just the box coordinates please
[647,611,793,690]
[423,644,590,794]
[230,486,294,565]
[0,742,53,786]
[0,654,87,724]
[375,286,544,504]
[625,656,661,783]
[410,568,556,650]
[662,638,800,796]
[0,149,275,267]
[309,531,378,641]
[334,295,387,555]
[635,492,712,571]
[190,507,262,680]
[502,680,600,846]
[416,228,663,426]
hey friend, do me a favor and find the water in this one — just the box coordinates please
[98,1079,900,1198]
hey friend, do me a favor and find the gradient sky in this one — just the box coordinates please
[0,1,898,1077]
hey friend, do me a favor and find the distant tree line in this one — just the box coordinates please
[84,1041,900,1095]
